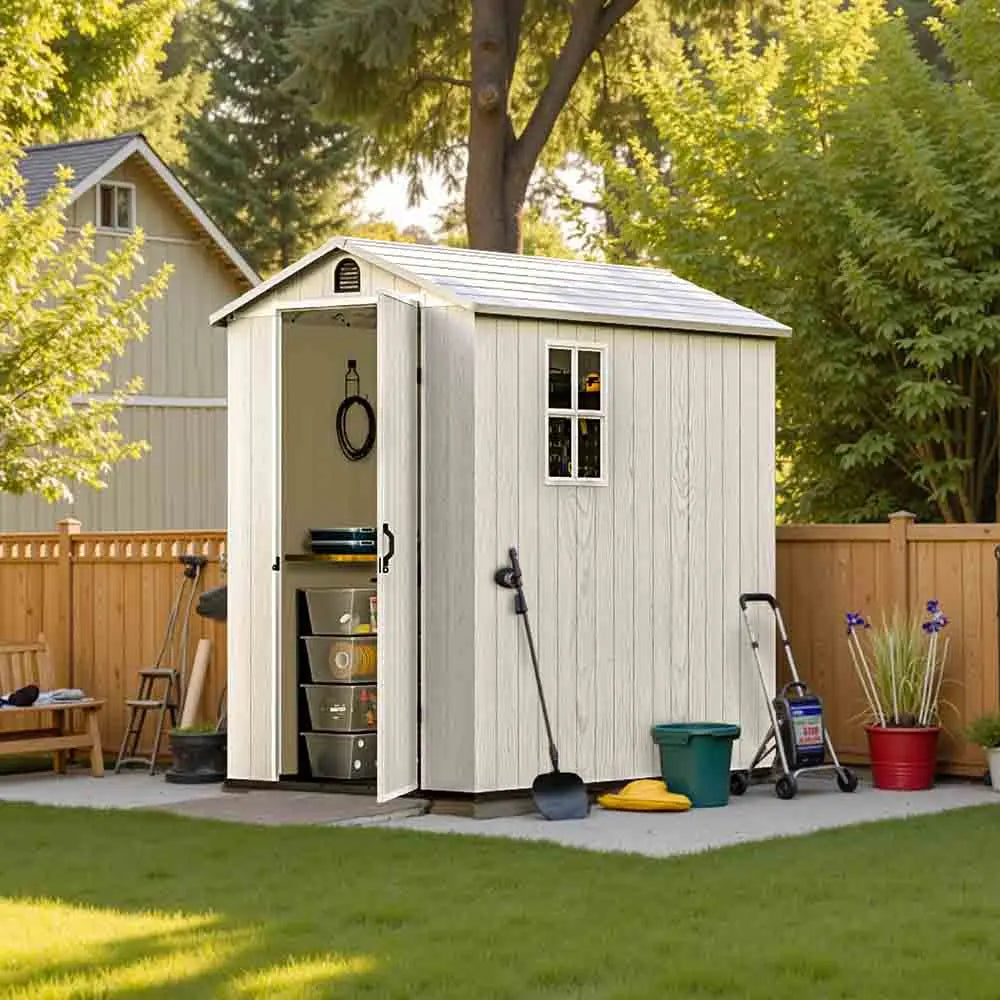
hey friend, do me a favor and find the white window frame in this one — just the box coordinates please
[544,340,609,487]
[95,181,136,233]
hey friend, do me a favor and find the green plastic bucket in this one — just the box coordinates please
[651,723,741,807]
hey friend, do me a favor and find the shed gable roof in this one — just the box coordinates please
[211,236,789,337]
[17,133,259,287]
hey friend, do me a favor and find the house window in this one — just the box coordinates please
[546,343,607,483]
[97,182,135,231]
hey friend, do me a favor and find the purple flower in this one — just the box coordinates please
[923,604,949,634]
[845,611,868,634]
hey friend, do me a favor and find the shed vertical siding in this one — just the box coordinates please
[472,316,775,791]
[421,306,478,791]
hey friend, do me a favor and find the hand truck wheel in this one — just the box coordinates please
[730,771,749,796]
[775,774,798,800]
[836,767,858,793]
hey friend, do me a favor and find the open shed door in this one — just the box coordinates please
[376,293,420,802]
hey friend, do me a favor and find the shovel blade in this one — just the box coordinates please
[532,770,590,821]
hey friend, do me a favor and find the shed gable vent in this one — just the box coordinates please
[334,257,362,293]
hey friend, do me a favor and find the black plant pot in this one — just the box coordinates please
[165,730,227,784]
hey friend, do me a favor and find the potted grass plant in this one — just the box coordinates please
[844,600,950,790]
[166,723,227,784]
[964,712,1000,792]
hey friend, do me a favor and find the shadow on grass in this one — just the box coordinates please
[2,801,1000,998]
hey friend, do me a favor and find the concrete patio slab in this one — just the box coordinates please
[161,789,428,825]
[348,774,1000,858]
[0,771,428,826]
[0,771,227,810]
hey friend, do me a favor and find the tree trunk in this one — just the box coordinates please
[465,0,640,252]
[466,0,520,252]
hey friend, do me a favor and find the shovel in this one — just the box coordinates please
[495,547,590,821]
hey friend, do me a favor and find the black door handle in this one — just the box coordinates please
[381,522,395,574]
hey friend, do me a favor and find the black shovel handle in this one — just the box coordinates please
[507,546,560,773]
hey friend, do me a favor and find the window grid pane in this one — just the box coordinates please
[577,417,601,479]
[548,348,572,409]
[99,185,115,228]
[116,186,132,229]
[545,344,606,482]
[548,417,572,478]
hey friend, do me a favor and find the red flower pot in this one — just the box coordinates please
[865,725,940,791]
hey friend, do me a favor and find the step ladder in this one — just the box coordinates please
[114,669,181,774]
[114,554,206,775]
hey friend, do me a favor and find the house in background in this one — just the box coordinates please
[0,133,258,531]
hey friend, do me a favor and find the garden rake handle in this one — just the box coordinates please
[508,547,560,773]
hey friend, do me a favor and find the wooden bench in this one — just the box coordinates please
[0,634,105,776]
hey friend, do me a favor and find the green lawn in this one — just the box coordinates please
[2,803,1000,999]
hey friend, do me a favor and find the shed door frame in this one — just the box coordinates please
[274,297,382,781]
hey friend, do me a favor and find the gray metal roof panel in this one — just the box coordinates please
[17,134,138,207]
[211,236,790,337]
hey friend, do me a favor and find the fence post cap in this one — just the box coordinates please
[888,510,916,521]
[56,518,82,533]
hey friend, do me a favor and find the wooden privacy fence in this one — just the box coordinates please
[776,512,1000,776]
[3,513,997,776]
[0,519,226,755]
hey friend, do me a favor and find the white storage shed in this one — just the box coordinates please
[210,237,789,803]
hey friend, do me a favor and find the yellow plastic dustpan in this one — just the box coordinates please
[597,778,691,813]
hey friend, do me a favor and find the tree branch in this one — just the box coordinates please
[598,0,641,41]
[509,0,638,197]
[408,72,472,92]
[505,0,527,69]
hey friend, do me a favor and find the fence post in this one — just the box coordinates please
[56,518,81,687]
[888,510,915,614]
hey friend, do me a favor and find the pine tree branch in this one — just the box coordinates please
[409,73,473,91]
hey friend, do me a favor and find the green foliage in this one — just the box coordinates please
[0,0,190,147]
[435,199,577,258]
[0,163,170,502]
[602,0,1000,522]
[964,712,1000,749]
[170,723,221,735]
[183,0,361,274]
[0,6,171,502]
[846,604,950,728]
[286,1,762,248]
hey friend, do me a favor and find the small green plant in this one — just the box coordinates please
[964,712,1000,749]
[845,601,950,728]
[170,723,220,736]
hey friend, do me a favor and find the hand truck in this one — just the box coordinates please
[733,593,858,800]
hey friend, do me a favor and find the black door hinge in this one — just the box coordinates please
[272,556,281,571]
[416,365,423,385]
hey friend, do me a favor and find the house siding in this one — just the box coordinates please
[0,153,249,531]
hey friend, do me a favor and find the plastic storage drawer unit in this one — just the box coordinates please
[303,732,376,779]
[304,683,377,732]
[304,588,376,635]
[303,635,377,682]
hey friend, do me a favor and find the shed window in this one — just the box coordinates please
[334,257,362,293]
[97,182,135,231]
[546,344,606,483]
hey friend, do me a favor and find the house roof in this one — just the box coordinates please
[210,236,790,337]
[17,133,259,287]
[18,134,137,208]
